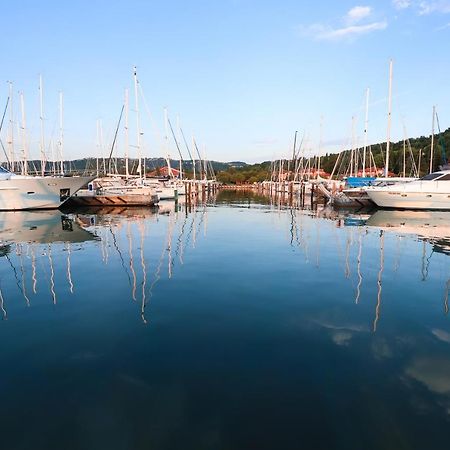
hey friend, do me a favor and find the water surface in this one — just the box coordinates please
[0,191,449,450]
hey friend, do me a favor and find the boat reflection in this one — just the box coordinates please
[280,202,450,333]
[0,210,97,244]
[365,209,450,255]
[72,199,210,323]
[0,211,98,318]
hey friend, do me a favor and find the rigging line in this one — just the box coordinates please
[167,117,184,162]
[179,127,194,162]
[192,138,203,168]
[107,104,125,174]
[138,82,165,150]
[435,111,447,165]
[0,96,11,163]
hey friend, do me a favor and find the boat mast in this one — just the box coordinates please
[177,116,183,180]
[350,116,355,177]
[100,120,106,174]
[39,75,46,176]
[429,105,435,174]
[385,60,393,177]
[59,92,64,175]
[164,108,173,178]
[133,66,142,181]
[362,87,369,177]
[191,136,196,180]
[7,81,15,172]
[19,92,28,175]
[402,128,406,178]
[317,116,323,179]
[124,88,130,178]
[96,119,100,177]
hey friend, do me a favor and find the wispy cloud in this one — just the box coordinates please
[418,1,450,15]
[435,21,450,29]
[392,0,450,14]
[392,0,412,9]
[298,5,387,41]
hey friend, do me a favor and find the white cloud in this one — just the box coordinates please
[298,5,387,41]
[392,0,450,14]
[321,21,387,40]
[346,6,372,24]
[392,0,412,9]
[419,1,450,14]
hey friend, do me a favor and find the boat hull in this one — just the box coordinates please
[367,190,450,210]
[0,176,93,211]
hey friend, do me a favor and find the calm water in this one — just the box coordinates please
[0,191,449,450]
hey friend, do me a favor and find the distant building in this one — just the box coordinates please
[147,166,181,178]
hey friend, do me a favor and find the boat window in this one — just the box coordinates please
[437,173,450,181]
[420,173,443,181]
[0,166,10,173]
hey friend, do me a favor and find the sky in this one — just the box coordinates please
[1,0,450,163]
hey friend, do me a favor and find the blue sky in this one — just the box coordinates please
[1,0,450,163]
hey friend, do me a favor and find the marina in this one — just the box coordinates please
[2,0,450,448]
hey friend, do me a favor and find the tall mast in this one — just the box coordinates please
[362,87,369,177]
[19,92,28,175]
[402,127,406,178]
[350,116,355,177]
[164,108,173,178]
[133,66,142,180]
[429,105,435,174]
[385,60,393,177]
[124,88,130,178]
[317,116,323,179]
[7,81,15,172]
[59,92,64,175]
[177,116,183,180]
[191,135,196,180]
[96,119,100,177]
[100,120,106,174]
[39,75,46,175]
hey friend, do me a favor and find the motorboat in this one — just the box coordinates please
[0,166,93,211]
[366,170,450,210]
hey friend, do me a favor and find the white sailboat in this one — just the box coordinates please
[0,166,93,210]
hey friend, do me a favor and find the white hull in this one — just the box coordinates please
[0,176,93,211]
[367,191,450,210]
[366,171,450,210]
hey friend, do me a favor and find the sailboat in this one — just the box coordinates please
[70,68,159,207]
